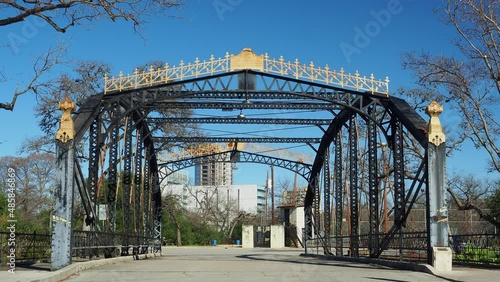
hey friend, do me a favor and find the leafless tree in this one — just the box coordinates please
[400,0,500,230]
[401,0,500,173]
[0,0,183,111]
[186,185,239,237]
[0,0,182,31]
[0,153,56,219]
[0,43,67,111]
[447,173,500,230]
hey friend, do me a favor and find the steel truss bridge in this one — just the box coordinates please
[50,48,448,270]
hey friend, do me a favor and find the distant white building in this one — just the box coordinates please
[161,182,265,214]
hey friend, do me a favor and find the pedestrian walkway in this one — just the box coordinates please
[0,246,498,282]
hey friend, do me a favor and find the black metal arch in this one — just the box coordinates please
[303,95,429,258]
[56,59,445,270]
[157,149,312,182]
[98,70,389,125]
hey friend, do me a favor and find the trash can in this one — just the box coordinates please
[236,240,241,245]
[212,239,217,246]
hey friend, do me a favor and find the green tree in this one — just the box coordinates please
[486,181,500,221]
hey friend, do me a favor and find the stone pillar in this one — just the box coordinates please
[51,97,76,271]
[242,225,254,248]
[270,225,285,248]
[425,101,451,271]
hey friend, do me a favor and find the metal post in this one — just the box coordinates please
[150,158,162,254]
[121,117,133,256]
[392,117,405,228]
[143,147,151,239]
[304,205,312,254]
[425,101,449,264]
[334,134,343,256]
[323,147,331,253]
[348,115,359,257]
[367,111,379,257]
[313,173,321,243]
[107,121,119,233]
[134,129,143,247]
[51,97,76,271]
[87,116,100,229]
[390,116,405,261]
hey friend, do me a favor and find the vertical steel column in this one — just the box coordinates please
[334,134,343,256]
[121,117,133,255]
[133,129,143,247]
[323,147,331,253]
[87,116,100,228]
[151,161,162,253]
[313,173,321,238]
[143,147,151,240]
[107,119,119,233]
[348,115,359,257]
[367,112,379,257]
[304,205,313,253]
[51,140,75,270]
[392,118,405,227]
[392,117,405,261]
[425,102,448,264]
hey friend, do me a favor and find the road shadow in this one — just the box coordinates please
[236,253,388,270]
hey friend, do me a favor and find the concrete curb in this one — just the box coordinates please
[31,253,161,282]
[300,253,458,281]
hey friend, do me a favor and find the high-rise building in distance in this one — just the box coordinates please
[194,160,233,186]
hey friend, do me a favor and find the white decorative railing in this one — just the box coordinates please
[104,48,389,95]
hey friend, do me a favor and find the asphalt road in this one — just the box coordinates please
[65,247,447,282]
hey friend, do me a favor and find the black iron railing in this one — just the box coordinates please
[0,230,156,263]
[0,231,51,263]
[450,233,500,266]
[306,231,428,261]
[72,230,156,258]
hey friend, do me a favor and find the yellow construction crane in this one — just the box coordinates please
[159,142,312,164]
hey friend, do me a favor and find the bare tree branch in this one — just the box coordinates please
[0,0,183,32]
[446,174,500,231]
[0,43,68,111]
[0,0,183,111]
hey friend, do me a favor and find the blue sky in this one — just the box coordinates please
[0,0,495,186]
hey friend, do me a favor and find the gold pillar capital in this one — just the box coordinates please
[56,96,76,143]
[425,101,446,146]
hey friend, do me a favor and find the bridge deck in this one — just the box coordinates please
[2,246,494,281]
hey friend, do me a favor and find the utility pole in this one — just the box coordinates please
[271,165,275,225]
[293,163,298,206]
[265,172,269,225]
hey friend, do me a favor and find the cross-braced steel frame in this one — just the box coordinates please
[53,66,446,269]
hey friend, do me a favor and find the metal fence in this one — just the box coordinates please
[72,230,156,259]
[310,232,500,267]
[317,232,428,262]
[0,231,51,263]
[450,233,500,266]
[0,231,157,263]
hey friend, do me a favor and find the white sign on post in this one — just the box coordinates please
[98,204,107,220]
